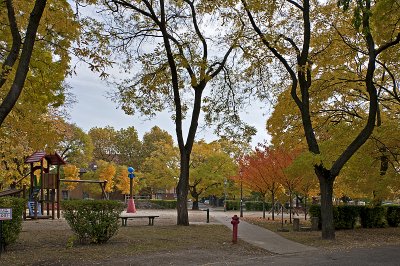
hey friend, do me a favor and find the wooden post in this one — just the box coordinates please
[30,163,34,201]
[40,159,44,217]
[57,165,60,219]
[46,187,50,216]
[23,184,26,220]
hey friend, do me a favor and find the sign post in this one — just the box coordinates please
[0,208,12,256]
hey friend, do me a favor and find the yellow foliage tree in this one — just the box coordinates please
[97,160,116,193]
[115,166,140,196]
[63,164,80,191]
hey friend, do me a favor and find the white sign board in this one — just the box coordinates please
[0,208,12,220]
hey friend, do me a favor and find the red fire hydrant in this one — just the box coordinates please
[231,215,240,244]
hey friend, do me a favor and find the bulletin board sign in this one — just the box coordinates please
[0,208,12,220]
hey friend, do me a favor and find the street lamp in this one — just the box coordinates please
[127,166,136,213]
[240,173,243,217]
[224,179,227,212]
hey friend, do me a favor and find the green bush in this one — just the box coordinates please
[308,205,360,230]
[0,197,26,249]
[386,206,400,227]
[135,199,177,209]
[62,200,124,244]
[150,199,177,209]
[359,206,386,228]
[335,206,360,229]
[226,200,240,210]
[245,201,272,211]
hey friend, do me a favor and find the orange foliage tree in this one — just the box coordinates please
[268,148,302,223]
[239,145,281,220]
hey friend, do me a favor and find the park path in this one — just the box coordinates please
[210,209,318,255]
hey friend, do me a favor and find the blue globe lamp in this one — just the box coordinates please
[127,166,136,213]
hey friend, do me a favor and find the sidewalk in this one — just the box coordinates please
[211,210,318,255]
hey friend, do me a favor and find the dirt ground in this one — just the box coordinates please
[1,210,272,266]
[3,209,400,265]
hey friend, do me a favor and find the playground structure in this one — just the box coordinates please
[0,151,110,220]
[24,151,108,219]
[24,151,66,219]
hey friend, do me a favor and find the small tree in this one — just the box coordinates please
[239,146,280,219]
[189,141,237,210]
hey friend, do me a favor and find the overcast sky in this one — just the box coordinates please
[66,63,271,148]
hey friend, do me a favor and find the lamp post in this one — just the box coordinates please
[240,174,243,217]
[224,179,227,212]
[127,167,136,213]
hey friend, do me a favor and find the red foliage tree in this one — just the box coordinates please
[239,145,281,219]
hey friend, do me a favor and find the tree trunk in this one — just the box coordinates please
[289,191,292,223]
[262,199,266,218]
[316,167,335,240]
[192,200,199,210]
[271,192,275,221]
[304,195,308,221]
[189,185,200,210]
[176,155,189,225]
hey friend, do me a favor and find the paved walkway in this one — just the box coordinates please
[211,210,318,255]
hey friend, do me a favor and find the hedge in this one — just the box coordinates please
[386,206,400,227]
[245,201,272,211]
[149,199,177,209]
[226,200,240,210]
[62,200,124,244]
[308,205,397,229]
[135,199,177,209]
[309,205,363,230]
[0,197,26,250]
[334,205,359,229]
[359,206,386,228]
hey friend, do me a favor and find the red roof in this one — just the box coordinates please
[25,151,66,165]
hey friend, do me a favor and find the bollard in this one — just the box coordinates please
[231,215,240,244]
[202,208,209,223]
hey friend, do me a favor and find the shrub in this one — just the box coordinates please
[150,199,177,209]
[335,206,360,229]
[226,200,240,210]
[245,201,272,211]
[386,206,400,227]
[135,199,177,209]
[62,200,124,244]
[359,206,386,228]
[308,205,360,230]
[0,197,26,249]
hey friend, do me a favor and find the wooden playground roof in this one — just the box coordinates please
[24,151,66,165]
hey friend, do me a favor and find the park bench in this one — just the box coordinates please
[119,215,159,226]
